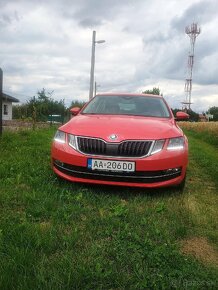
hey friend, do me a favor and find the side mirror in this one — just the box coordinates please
[70,107,81,116]
[175,111,189,120]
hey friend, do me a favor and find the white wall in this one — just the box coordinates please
[2,101,12,120]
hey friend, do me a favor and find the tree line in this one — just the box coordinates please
[13,88,218,122]
[12,89,86,123]
[143,87,218,121]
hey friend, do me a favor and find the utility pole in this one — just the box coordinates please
[94,81,101,96]
[0,68,3,136]
[89,31,96,100]
[89,31,105,100]
[94,81,97,97]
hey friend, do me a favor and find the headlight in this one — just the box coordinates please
[54,130,66,143]
[68,134,77,150]
[167,137,184,150]
[151,140,165,155]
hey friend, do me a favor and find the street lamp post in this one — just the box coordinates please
[89,31,105,100]
[94,81,101,96]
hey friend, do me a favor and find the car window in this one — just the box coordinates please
[82,95,170,118]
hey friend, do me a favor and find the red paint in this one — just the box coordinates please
[51,94,188,188]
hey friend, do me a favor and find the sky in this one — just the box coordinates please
[0,0,218,112]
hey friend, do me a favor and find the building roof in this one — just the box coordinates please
[2,93,19,103]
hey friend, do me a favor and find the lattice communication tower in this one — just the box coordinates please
[183,23,201,110]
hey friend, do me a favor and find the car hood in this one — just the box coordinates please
[60,114,182,142]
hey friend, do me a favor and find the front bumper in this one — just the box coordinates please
[51,141,188,188]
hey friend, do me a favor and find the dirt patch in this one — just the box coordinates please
[180,237,218,267]
[39,221,52,232]
[3,120,56,131]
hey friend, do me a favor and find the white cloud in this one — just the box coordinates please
[0,0,217,111]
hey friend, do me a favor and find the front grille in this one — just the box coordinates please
[53,161,182,184]
[77,137,152,157]
[77,137,106,155]
[118,141,152,157]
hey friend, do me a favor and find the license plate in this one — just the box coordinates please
[87,159,135,172]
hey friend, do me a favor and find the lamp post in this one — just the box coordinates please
[89,31,105,100]
[94,81,101,96]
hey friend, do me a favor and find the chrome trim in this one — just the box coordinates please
[54,162,181,179]
[74,135,155,159]
[68,134,78,150]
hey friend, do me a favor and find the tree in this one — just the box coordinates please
[186,109,199,122]
[207,106,218,121]
[13,89,67,122]
[142,87,161,95]
[70,100,87,109]
[12,103,32,120]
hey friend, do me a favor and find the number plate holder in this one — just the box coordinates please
[87,159,135,172]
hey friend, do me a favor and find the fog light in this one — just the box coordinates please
[165,167,181,174]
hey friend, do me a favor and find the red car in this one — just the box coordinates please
[51,93,188,188]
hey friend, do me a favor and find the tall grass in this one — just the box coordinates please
[179,121,218,146]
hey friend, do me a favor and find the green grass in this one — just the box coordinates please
[188,130,218,147]
[0,128,217,289]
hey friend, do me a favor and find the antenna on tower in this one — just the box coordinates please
[182,23,201,111]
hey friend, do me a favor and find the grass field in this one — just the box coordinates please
[0,123,217,289]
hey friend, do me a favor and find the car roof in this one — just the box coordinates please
[96,93,163,98]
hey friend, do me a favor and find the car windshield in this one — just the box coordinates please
[82,95,170,118]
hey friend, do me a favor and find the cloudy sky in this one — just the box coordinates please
[0,0,218,111]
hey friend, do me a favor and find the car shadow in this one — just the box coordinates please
[55,176,184,199]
